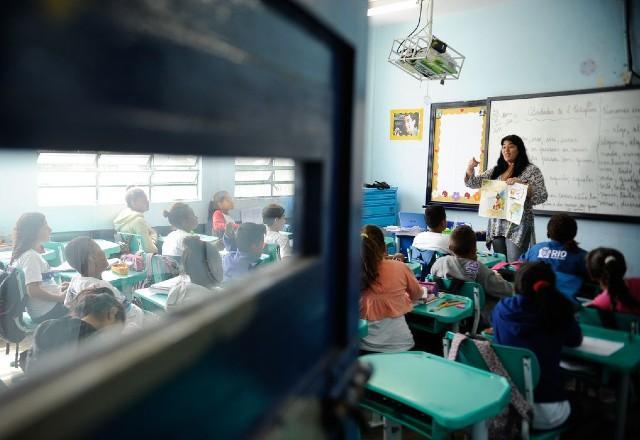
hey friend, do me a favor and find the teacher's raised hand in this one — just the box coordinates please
[466,157,480,176]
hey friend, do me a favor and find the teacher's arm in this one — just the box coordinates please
[464,157,492,189]
[527,165,548,205]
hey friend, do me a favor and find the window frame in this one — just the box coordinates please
[36,151,202,206]
[233,158,295,198]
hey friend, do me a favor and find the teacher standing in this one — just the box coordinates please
[464,134,548,261]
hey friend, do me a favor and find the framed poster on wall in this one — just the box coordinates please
[390,108,424,140]
[426,100,487,210]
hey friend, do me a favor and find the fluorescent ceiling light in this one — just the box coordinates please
[367,0,417,17]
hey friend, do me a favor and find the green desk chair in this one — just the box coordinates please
[115,232,144,254]
[443,332,566,440]
[150,255,180,284]
[43,241,66,266]
[1,269,37,367]
[577,307,640,333]
[427,276,486,335]
[262,243,280,264]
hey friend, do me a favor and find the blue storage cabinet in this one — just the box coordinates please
[362,187,398,227]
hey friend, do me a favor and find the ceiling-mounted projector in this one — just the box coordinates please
[387,0,465,83]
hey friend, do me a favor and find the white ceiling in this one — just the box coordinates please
[368,0,512,25]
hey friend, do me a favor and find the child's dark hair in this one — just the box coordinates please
[547,214,579,251]
[10,212,47,264]
[587,248,639,310]
[208,191,231,220]
[361,225,386,257]
[73,288,125,323]
[448,225,476,256]
[515,262,575,332]
[361,232,384,290]
[125,186,146,209]
[163,202,195,231]
[262,204,285,226]
[236,223,266,253]
[424,204,446,230]
[64,236,95,277]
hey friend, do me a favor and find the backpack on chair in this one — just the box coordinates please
[0,267,29,344]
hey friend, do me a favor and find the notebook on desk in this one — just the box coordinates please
[398,212,426,230]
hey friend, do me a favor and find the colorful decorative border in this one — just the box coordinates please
[430,105,487,205]
[389,108,424,140]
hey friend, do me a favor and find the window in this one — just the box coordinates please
[37,152,200,206]
[234,158,295,198]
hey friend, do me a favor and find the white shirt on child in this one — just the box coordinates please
[12,249,59,319]
[162,229,191,257]
[265,230,292,258]
[411,231,450,254]
[66,276,144,333]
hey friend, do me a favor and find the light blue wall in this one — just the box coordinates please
[365,0,640,275]
[0,150,293,238]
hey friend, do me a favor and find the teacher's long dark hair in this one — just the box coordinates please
[490,134,531,179]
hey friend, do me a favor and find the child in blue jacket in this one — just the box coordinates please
[492,262,582,431]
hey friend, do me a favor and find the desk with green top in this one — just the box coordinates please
[0,248,56,265]
[476,252,506,268]
[93,239,121,258]
[409,293,473,333]
[134,287,168,313]
[360,352,510,440]
[562,323,640,440]
[59,269,147,298]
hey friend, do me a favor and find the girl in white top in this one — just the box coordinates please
[64,236,144,333]
[261,204,292,259]
[10,213,68,323]
[162,202,199,258]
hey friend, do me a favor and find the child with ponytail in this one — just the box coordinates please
[587,248,640,315]
[360,225,423,353]
[492,262,582,430]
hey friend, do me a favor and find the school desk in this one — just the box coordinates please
[409,293,473,333]
[562,323,640,440]
[475,252,506,268]
[360,351,510,440]
[92,239,121,258]
[0,248,56,266]
[358,319,368,338]
[134,287,168,313]
[58,269,147,298]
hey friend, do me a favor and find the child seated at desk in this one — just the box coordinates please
[262,204,292,259]
[26,288,125,374]
[411,204,450,255]
[64,237,144,333]
[113,186,158,254]
[520,214,587,279]
[360,225,422,353]
[167,237,223,310]
[10,213,68,324]
[209,190,238,237]
[430,225,513,323]
[586,248,640,316]
[222,223,266,282]
[492,262,582,430]
[162,202,199,258]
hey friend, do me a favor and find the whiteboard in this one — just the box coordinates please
[487,88,640,221]
[427,101,487,209]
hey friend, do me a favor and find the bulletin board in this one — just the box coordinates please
[425,101,487,210]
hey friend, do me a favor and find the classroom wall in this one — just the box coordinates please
[364,0,640,275]
[0,150,294,238]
